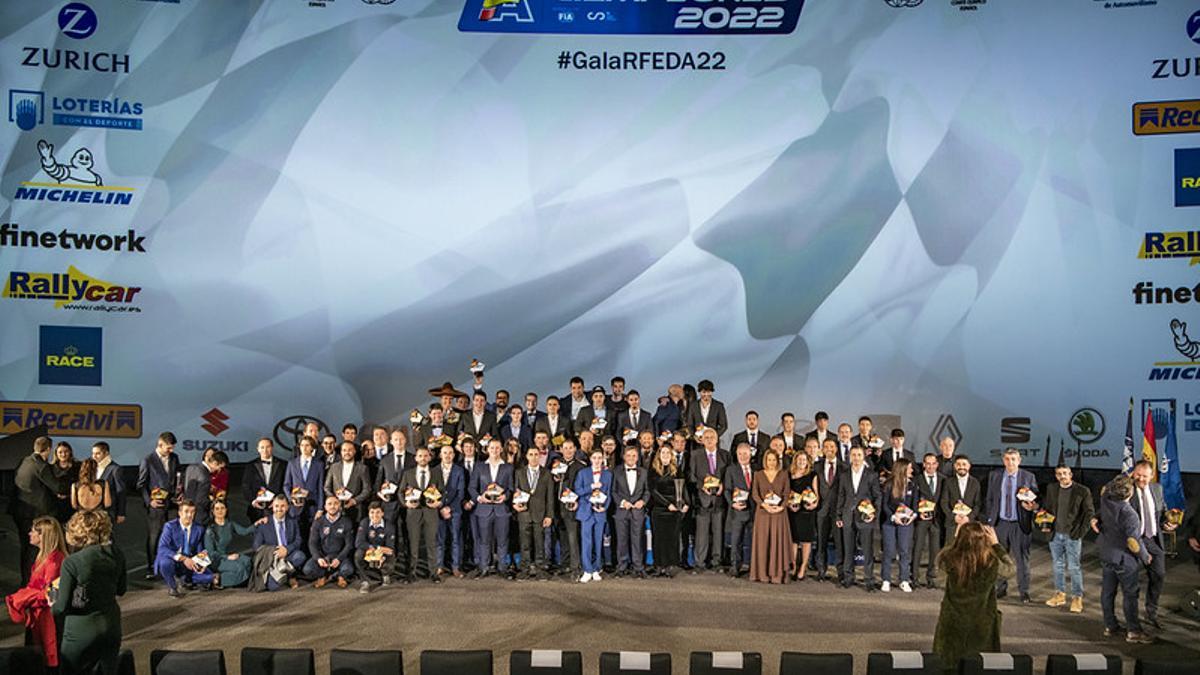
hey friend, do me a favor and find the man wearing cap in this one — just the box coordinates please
[575,386,617,439]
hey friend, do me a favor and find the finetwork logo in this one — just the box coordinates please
[460,0,805,35]
[1133,99,1200,136]
[39,325,102,386]
[1,223,147,254]
[1131,281,1200,305]
[2,265,143,314]
[1,401,141,438]
[8,89,144,132]
[1137,230,1199,264]
[1178,148,1200,207]
[1149,318,1200,380]
[12,140,136,207]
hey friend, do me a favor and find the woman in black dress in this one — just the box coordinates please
[787,450,819,580]
[649,445,689,577]
[51,442,79,522]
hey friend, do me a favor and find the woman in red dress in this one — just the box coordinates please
[5,516,68,667]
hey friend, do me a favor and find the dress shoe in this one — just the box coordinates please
[431,574,443,584]
[1046,591,1067,608]
[1103,625,1123,638]
[167,588,181,598]
[144,573,158,581]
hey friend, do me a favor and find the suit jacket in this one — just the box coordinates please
[1128,482,1167,550]
[534,414,573,444]
[137,451,181,508]
[156,519,205,561]
[851,433,884,462]
[684,400,729,439]
[1042,481,1096,540]
[652,399,683,434]
[723,462,757,522]
[574,405,618,437]
[498,423,533,452]
[554,457,589,521]
[616,409,656,440]
[572,467,613,523]
[835,466,883,525]
[813,457,843,517]
[730,430,771,467]
[1098,496,1150,566]
[415,422,455,451]
[913,471,945,526]
[513,464,555,522]
[97,461,127,519]
[522,409,546,433]
[241,458,287,520]
[611,464,649,511]
[372,449,415,520]
[985,468,1037,532]
[458,410,499,443]
[940,473,983,524]
[875,448,916,475]
[804,429,835,451]
[689,448,731,511]
[399,464,447,511]
[324,461,372,505]
[253,516,302,553]
[282,455,326,518]
[308,513,354,561]
[14,453,60,517]
[776,433,806,456]
[468,461,515,515]
[182,463,213,524]
[435,462,468,514]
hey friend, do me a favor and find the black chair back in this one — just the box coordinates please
[599,652,672,675]
[241,647,316,675]
[151,649,227,675]
[780,652,854,675]
[958,654,1033,675]
[689,652,762,675]
[1045,655,1122,675]
[0,647,46,675]
[420,650,492,675]
[510,650,583,675]
[331,649,403,675]
[1135,658,1200,675]
[867,652,942,675]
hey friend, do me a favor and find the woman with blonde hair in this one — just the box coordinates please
[5,516,68,668]
[71,458,113,514]
[932,522,1014,673]
[649,445,689,577]
[53,511,126,675]
[786,450,819,580]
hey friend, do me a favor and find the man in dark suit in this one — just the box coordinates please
[912,453,944,588]
[608,376,631,415]
[137,432,181,580]
[521,392,546,435]
[513,446,555,579]
[536,395,573,448]
[652,384,684,435]
[460,390,499,445]
[805,411,834,450]
[813,438,843,581]
[562,376,589,423]
[575,386,616,438]
[400,447,446,583]
[498,405,534,451]
[935,437,957,478]
[183,450,226,526]
[851,416,885,469]
[684,379,728,443]
[242,437,286,522]
[416,404,456,450]
[355,502,397,592]
[611,445,649,578]
[616,391,655,444]
[90,442,126,528]
[13,437,62,583]
[724,443,756,577]
[434,445,467,577]
[836,446,882,591]
[552,439,588,577]
[468,438,515,577]
[283,435,326,540]
[777,413,805,458]
[690,427,730,571]
[325,441,372,524]
[941,454,982,529]
[154,500,212,597]
[876,428,915,478]
[1096,475,1153,643]
[251,495,306,590]
[1041,463,1095,613]
[833,423,855,465]
[730,411,771,469]
[303,495,355,588]
[985,448,1038,602]
[1130,460,1174,628]
[372,431,414,576]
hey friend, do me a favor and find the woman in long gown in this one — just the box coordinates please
[786,451,819,580]
[749,448,793,584]
[5,517,67,668]
[649,445,689,577]
[53,511,126,675]
[205,500,254,588]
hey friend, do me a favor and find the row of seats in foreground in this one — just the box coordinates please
[2,648,1198,675]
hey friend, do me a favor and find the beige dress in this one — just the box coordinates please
[750,470,793,584]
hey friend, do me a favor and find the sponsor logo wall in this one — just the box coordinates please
[0,1,1197,470]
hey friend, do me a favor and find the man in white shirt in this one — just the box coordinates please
[1131,460,1174,628]
[836,447,881,592]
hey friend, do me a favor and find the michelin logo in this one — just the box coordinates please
[38,139,101,185]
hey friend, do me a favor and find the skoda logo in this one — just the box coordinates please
[1068,408,1105,445]
[272,415,330,454]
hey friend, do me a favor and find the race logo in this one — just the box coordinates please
[1149,318,1200,381]
[1133,99,1200,136]
[1,401,141,438]
[460,0,805,35]
[3,265,143,314]
[1177,148,1200,207]
[12,140,136,207]
[58,3,98,40]
[1137,230,1199,265]
[7,89,144,131]
[39,325,102,386]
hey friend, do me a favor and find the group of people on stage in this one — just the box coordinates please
[8,376,1199,669]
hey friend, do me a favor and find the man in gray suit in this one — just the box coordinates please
[611,445,649,578]
[1130,460,1176,628]
[13,436,62,582]
[325,441,372,524]
[724,443,756,577]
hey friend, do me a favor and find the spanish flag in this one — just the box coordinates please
[479,0,517,21]
[1141,408,1158,481]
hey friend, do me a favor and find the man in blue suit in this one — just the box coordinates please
[154,501,213,598]
[574,447,613,583]
[137,431,181,580]
[252,495,307,590]
[985,448,1038,602]
[498,405,533,452]
[283,434,326,540]
[435,445,467,577]
[467,439,514,577]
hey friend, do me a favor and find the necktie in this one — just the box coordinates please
[743,466,751,488]
[928,475,935,494]
[632,413,638,427]
[1003,474,1014,520]
[466,460,473,472]
[419,469,427,490]
[530,469,537,492]
[707,453,716,474]
[826,463,834,484]
[276,520,285,546]
[183,526,189,551]
[302,460,309,481]
[750,433,756,447]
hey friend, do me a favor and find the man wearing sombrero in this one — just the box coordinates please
[417,383,465,447]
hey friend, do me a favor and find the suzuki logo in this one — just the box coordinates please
[201,407,229,436]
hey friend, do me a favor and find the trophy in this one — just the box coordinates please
[469,358,486,375]
[856,499,877,522]
[423,485,442,507]
[289,487,309,508]
[1034,509,1056,532]
[917,499,936,520]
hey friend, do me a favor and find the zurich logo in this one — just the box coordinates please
[1188,10,1200,46]
[58,3,97,40]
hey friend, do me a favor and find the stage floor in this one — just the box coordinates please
[2,540,1198,675]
